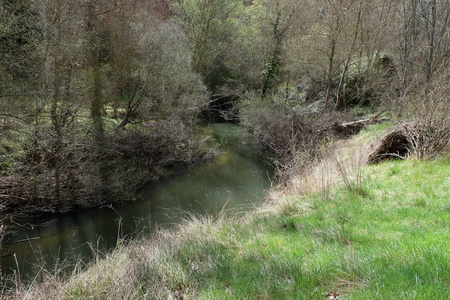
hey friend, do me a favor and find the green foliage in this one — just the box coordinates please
[175,0,244,89]
[261,56,280,96]
[0,0,42,80]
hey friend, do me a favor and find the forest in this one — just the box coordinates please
[2,0,448,211]
[0,0,449,295]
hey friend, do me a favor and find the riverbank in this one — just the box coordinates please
[6,122,449,299]
[0,120,217,236]
[0,123,270,280]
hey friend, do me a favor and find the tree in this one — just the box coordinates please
[397,0,450,84]
[286,0,395,110]
[0,0,42,81]
[41,0,80,200]
[85,0,104,139]
[260,0,302,98]
[312,0,366,110]
[175,0,242,90]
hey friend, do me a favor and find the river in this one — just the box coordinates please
[1,123,271,282]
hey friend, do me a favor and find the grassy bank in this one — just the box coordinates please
[6,126,450,299]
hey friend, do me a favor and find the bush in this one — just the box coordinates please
[240,96,349,176]
[393,73,450,159]
[105,121,214,197]
[1,121,214,215]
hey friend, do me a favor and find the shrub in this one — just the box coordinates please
[239,95,350,179]
[393,73,450,159]
[240,99,314,168]
[2,120,214,215]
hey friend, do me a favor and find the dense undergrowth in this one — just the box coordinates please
[5,124,449,299]
[0,119,215,212]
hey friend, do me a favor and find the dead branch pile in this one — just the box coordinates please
[368,122,450,164]
[367,124,412,164]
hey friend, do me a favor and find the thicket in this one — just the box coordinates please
[0,0,213,220]
[239,96,352,174]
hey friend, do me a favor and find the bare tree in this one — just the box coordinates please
[397,0,450,84]
[37,0,82,201]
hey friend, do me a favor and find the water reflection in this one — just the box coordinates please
[1,123,271,282]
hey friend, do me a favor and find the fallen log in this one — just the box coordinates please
[318,117,390,137]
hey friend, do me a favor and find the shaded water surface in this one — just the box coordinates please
[1,123,271,281]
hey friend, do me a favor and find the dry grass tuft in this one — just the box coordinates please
[270,133,378,202]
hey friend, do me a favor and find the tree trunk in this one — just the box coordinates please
[426,0,437,81]
[324,38,336,111]
[86,0,109,197]
[335,57,350,111]
[87,0,104,141]
[51,55,62,201]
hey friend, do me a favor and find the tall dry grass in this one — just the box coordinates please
[267,122,390,208]
[5,212,229,299]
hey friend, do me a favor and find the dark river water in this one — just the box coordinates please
[1,123,271,282]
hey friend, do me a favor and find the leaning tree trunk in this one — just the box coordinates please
[86,0,109,199]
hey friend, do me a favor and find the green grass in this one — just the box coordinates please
[353,120,396,145]
[12,156,449,299]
